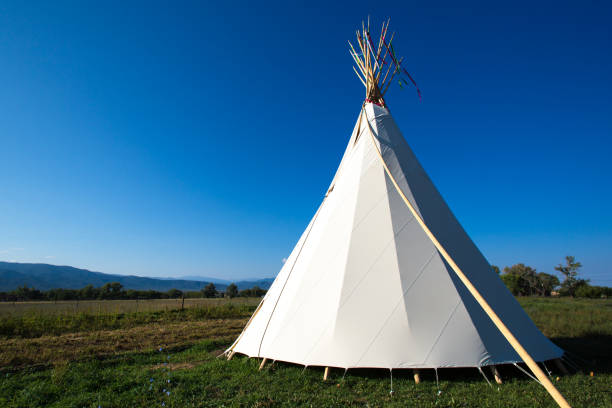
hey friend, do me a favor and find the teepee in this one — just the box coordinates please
[226,20,570,408]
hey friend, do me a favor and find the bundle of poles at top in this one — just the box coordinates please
[349,18,421,107]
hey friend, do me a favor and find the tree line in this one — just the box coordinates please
[0,281,267,302]
[1,256,608,301]
[495,256,611,298]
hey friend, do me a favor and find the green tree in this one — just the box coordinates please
[575,284,612,298]
[535,272,560,296]
[100,282,124,299]
[166,288,183,299]
[491,265,500,274]
[202,283,217,298]
[501,264,561,297]
[225,283,238,298]
[500,273,522,296]
[250,285,266,297]
[238,285,266,297]
[555,256,588,297]
[502,264,539,296]
[80,284,96,300]
[14,285,43,301]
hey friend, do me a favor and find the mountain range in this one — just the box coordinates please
[0,262,274,292]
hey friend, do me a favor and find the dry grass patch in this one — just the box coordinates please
[152,362,199,370]
[0,318,246,369]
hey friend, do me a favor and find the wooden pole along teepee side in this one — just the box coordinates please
[352,19,571,408]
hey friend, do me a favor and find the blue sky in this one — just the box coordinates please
[1,1,610,285]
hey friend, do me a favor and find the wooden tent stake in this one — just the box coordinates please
[323,367,330,381]
[413,369,421,384]
[491,366,503,384]
[259,358,267,371]
[363,107,571,408]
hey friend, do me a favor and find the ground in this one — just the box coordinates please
[0,297,610,407]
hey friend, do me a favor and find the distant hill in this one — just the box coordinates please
[179,276,231,285]
[180,276,274,290]
[232,278,275,290]
[0,262,273,292]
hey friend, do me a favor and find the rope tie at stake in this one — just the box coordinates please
[543,361,552,377]
[514,363,542,385]
[478,367,493,388]
[362,105,571,408]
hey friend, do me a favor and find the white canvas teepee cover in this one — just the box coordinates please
[227,103,562,369]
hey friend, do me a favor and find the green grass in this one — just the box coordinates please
[0,297,610,407]
[520,297,612,338]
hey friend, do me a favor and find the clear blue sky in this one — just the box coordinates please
[1,1,610,285]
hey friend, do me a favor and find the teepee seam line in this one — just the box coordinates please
[277,143,412,363]
[262,182,365,355]
[327,109,368,194]
[422,299,462,365]
[270,133,403,363]
[350,190,391,235]
[300,214,418,365]
[372,139,418,218]
[299,148,431,366]
[256,200,326,357]
[352,249,438,367]
[258,125,370,358]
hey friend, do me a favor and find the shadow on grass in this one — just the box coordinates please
[256,334,612,383]
[552,334,612,373]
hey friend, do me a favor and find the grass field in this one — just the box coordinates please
[0,297,610,407]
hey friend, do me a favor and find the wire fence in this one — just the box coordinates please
[0,297,261,317]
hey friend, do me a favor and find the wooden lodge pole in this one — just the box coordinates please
[491,366,503,384]
[413,370,421,384]
[364,108,571,408]
[259,358,267,371]
[323,367,330,381]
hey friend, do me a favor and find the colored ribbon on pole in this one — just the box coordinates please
[382,38,422,100]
